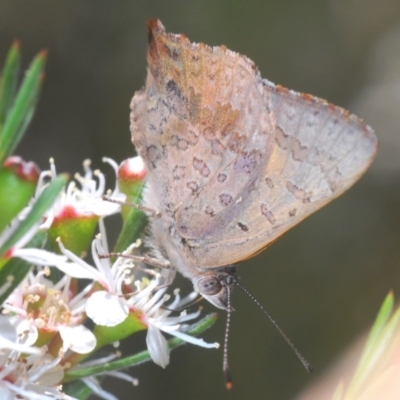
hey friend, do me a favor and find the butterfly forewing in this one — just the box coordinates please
[131,20,275,241]
[130,19,377,270]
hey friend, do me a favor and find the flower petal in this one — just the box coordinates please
[0,316,41,354]
[0,386,14,400]
[59,325,96,354]
[146,324,169,368]
[157,323,219,349]
[86,291,128,327]
[16,319,38,346]
[0,315,17,342]
[12,248,100,280]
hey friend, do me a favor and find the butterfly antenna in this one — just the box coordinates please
[235,281,313,373]
[223,283,233,389]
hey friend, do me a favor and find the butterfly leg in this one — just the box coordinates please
[102,195,161,218]
[98,252,170,269]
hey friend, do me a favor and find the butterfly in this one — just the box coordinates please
[130,19,377,310]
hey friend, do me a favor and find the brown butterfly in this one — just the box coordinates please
[130,19,377,310]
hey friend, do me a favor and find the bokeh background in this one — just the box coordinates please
[1,1,400,399]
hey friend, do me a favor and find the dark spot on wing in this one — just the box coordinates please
[237,222,249,231]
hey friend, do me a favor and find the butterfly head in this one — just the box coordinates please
[193,266,237,310]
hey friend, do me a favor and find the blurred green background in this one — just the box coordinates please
[1,1,400,399]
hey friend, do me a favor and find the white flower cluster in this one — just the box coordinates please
[0,158,217,400]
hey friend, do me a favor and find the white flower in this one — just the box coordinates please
[127,277,220,368]
[41,158,125,230]
[1,157,123,266]
[3,267,96,355]
[56,231,134,327]
[56,231,219,368]
[0,315,75,400]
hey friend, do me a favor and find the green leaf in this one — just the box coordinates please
[0,230,46,306]
[344,292,400,400]
[63,313,218,382]
[113,173,147,254]
[93,310,146,351]
[0,161,38,232]
[0,41,20,128]
[357,292,394,371]
[113,205,148,254]
[0,173,68,258]
[0,50,46,164]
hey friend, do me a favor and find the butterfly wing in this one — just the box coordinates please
[131,20,275,238]
[185,82,377,267]
[131,20,377,269]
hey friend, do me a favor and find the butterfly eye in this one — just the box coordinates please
[198,276,222,296]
